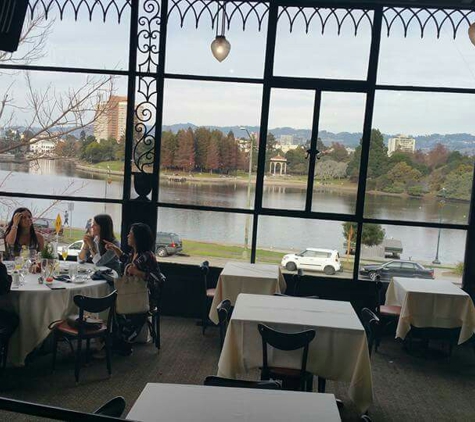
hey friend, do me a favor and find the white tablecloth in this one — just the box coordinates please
[0,263,111,366]
[217,293,372,413]
[385,277,475,344]
[209,262,287,324]
[127,383,341,422]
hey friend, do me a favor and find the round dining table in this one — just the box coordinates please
[0,261,112,366]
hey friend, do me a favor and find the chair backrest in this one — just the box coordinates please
[217,299,232,325]
[149,272,166,308]
[74,291,117,331]
[361,307,380,356]
[258,323,316,376]
[199,261,210,292]
[93,396,126,418]
[204,376,282,390]
[292,268,303,296]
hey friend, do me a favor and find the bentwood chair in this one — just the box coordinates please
[51,291,117,383]
[292,268,303,296]
[258,323,316,392]
[147,272,166,350]
[361,308,381,356]
[204,375,282,390]
[200,261,215,334]
[217,299,232,349]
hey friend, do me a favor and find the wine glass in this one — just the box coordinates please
[14,256,23,272]
[69,264,78,283]
[61,249,68,262]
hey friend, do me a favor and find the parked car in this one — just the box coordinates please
[281,248,341,275]
[155,232,183,257]
[359,260,434,281]
[57,240,84,259]
[34,218,64,236]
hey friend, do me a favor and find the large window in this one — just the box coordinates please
[1,1,473,285]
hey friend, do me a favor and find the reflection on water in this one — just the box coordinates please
[0,159,468,264]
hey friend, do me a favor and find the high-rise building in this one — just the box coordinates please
[94,96,128,142]
[387,134,416,156]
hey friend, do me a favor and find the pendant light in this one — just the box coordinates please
[211,2,231,62]
[469,22,475,47]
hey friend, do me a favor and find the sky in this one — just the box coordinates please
[1,5,475,135]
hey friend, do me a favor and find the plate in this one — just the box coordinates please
[72,278,87,284]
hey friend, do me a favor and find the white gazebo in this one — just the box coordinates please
[269,155,287,176]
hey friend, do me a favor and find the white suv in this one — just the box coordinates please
[281,248,341,275]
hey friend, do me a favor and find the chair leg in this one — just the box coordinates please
[51,332,59,373]
[105,335,112,376]
[75,338,82,383]
[155,313,161,350]
[2,343,8,371]
[318,377,326,393]
[305,375,313,392]
[202,301,208,335]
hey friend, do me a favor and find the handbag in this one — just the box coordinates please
[114,274,149,315]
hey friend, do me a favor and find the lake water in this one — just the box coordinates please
[0,159,468,264]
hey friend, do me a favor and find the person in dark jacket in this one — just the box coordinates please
[0,262,19,368]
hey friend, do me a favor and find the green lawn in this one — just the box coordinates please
[183,239,284,263]
[92,161,124,172]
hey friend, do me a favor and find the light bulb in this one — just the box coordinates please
[211,35,231,62]
[469,23,475,47]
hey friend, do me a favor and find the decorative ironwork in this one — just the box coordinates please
[382,8,475,39]
[278,7,373,35]
[133,77,157,171]
[138,0,161,73]
[168,0,268,31]
[27,0,131,22]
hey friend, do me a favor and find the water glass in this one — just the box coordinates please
[14,256,23,271]
[69,264,78,283]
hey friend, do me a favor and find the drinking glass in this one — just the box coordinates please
[69,264,78,283]
[14,256,23,271]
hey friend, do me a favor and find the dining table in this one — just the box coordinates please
[217,293,373,414]
[126,383,341,422]
[209,262,287,324]
[0,261,112,366]
[385,277,475,344]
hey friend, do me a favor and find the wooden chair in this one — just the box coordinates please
[217,299,232,349]
[361,308,381,355]
[0,310,19,372]
[200,261,215,334]
[376,281,402,319]
[51,290,117,383]
[257,323,316,392]
[204,375,282,390]
[147,272,166,350]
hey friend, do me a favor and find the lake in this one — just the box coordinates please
[0,159,468,264]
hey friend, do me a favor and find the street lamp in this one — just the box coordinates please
[432,187,446,265]
[240,127,254,259]
[104,165,111,213]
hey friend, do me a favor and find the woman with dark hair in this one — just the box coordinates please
[4,208,44,260]
[104,223,163,355]
[78,214,121,274]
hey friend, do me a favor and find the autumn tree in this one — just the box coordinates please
[427,143,449,169]
[174,129,195,172]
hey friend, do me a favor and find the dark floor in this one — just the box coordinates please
[1,316,475,421]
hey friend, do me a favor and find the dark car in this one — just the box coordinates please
[359,260,434,281]
[155,232,183,257]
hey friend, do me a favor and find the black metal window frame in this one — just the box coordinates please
[0,0,474,289]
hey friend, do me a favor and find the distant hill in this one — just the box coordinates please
[163,124,475,154]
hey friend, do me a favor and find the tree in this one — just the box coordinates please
[174,129,195,172]
[285,146,307,174]
[427,143,449,169]
[342,222,385,247]
[160,130,177,169]
[327,142,348,162]
[444,164,473,200]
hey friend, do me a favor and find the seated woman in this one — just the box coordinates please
[4,208,44,260]
[78,214,121,275]
[104,223,163,355]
